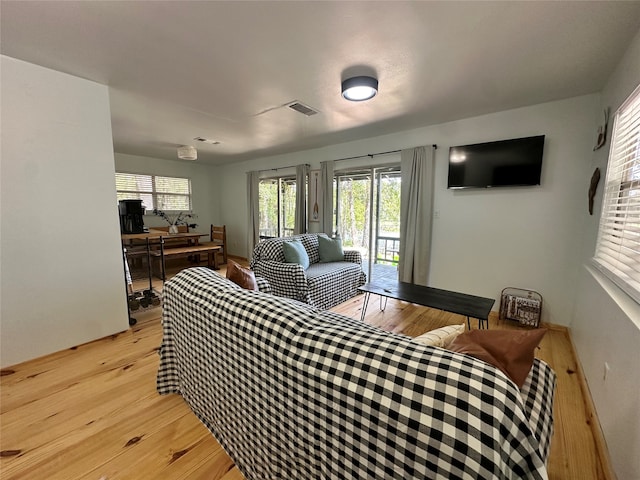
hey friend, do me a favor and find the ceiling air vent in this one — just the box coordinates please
[287,101,319,116]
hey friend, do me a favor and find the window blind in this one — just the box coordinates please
[115,172,192,212]
[593,84,640,303]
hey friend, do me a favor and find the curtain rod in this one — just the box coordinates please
[330,144,438,163]
[251,163,310,174]
[249,144,438,173]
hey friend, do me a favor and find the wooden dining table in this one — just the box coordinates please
[121,229,209,244]
[121,229,217,280]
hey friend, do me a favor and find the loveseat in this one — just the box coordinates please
[249,233,366,310]
[158,268,556,480]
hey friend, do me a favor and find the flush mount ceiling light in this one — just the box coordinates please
[177,145,197,160]
[341,76,378,102]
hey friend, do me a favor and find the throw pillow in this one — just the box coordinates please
[318,235,344,263]
[447,328,547,388]
[226,260,258,290]
[282,240,310,269]
[412,324,465,348]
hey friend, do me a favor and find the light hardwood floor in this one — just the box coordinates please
[1,261,611,479]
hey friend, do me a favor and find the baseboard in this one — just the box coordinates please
[227,254,249,264]
[541,322,569,332]
[566,327,617,480]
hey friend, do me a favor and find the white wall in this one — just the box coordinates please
[219,94,599,326]
[1,56,128,367]
[114,153,220,231]
[571,28,640,480]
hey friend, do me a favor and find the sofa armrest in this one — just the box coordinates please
[254,275,272,294]
[252,260,310,303]
[343,250,363,264]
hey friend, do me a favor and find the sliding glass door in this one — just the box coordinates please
[335,166,400,281]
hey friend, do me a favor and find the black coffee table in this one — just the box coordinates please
[358,280,495,329]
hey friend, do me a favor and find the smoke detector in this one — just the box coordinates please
[177,145,197,160]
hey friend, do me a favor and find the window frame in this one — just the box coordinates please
[115,172,193,213]
[593,83,640,304]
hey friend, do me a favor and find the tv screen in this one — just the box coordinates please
[447,135,545,189]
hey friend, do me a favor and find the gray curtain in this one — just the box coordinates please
[398,146,435,286]
[294,164,310,234]
[246,171,260,258]
[320,160,334,235]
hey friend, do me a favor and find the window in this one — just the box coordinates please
[115,172,192,211]
[593,84,640,303]
[259,176,296,238]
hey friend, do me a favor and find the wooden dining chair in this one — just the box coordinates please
[210,225,227,264]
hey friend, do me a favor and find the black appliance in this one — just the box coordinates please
[119,199,145,234]
[447,135,545,189]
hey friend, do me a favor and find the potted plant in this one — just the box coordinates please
[152,209,198,233]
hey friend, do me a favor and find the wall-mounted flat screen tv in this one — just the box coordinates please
[447,135,545,189]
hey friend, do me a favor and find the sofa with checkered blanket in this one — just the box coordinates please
[249,233,366,310]
[158,267,556,480]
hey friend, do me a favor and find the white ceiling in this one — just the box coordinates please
[2,1,640,166]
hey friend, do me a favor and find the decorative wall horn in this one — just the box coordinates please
[593,108,609,151]
[589,167,600,215]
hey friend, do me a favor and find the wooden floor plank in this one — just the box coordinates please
[155,434,236,480]
[1,363,164,475]
[75,413,218,480]
[0,261,610,480]
[546,328,606,480]
[2,398,189,480]
[1,323,161,413]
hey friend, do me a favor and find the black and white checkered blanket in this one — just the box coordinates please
[158,268,555,480]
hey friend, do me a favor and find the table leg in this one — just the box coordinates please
[360,292,371,321]
[379,296,388,312]
[159,239,166,281]
[468,316,489,330]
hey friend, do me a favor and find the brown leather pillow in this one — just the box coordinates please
[226,260,258,290]
[447,329,547,388]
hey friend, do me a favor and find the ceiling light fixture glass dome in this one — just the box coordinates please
[341,76,378,101]
[177,145,197,160]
